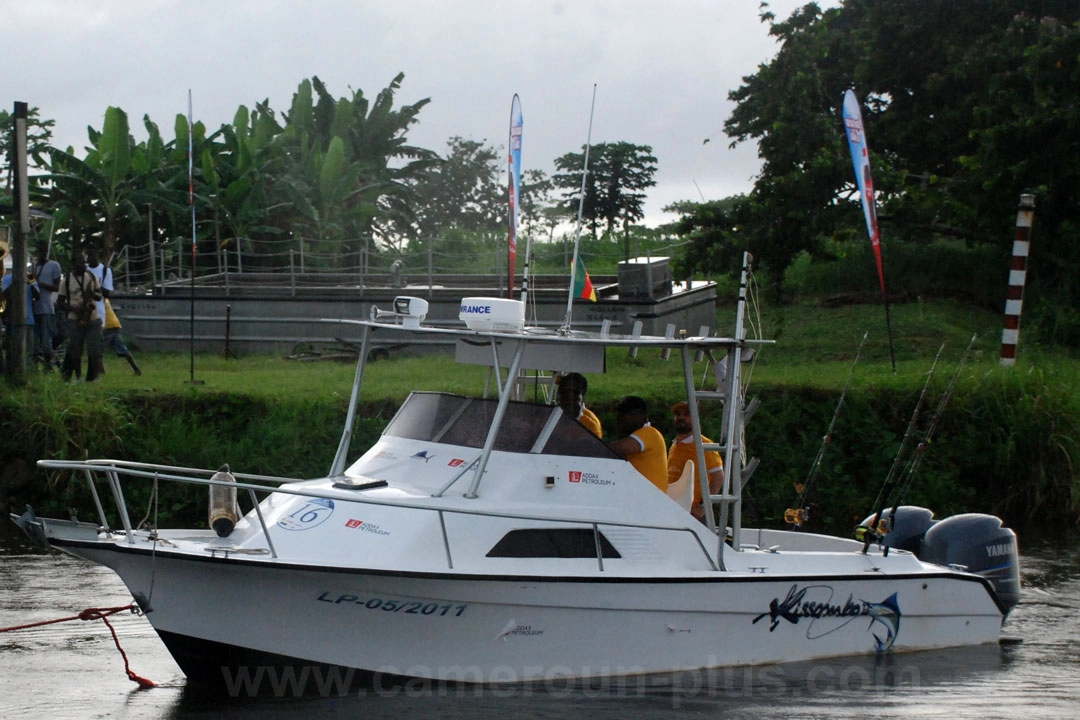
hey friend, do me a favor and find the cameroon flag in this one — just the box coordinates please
[572,258,597,302]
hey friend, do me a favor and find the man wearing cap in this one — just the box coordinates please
[668,401,725,521]
[610,396,668,491]
[556,372,602,438]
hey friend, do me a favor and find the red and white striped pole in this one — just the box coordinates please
[1000,194,1035,366]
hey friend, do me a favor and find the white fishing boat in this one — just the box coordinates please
[11,258,1020,691]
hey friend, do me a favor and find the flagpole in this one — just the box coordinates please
[561,84,597,333]
[187,90,202,384]
[880,269,897,372]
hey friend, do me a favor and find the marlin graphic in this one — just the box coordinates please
[864,593,901,652]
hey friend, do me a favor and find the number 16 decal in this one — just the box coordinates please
[278,498,335,531]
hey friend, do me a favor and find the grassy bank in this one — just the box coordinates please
[2,298,1078,533]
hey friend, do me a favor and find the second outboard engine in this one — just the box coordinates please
[856,505,937,553]
[920,513,1021,616]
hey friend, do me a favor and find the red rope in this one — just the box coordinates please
[0,604,156,689]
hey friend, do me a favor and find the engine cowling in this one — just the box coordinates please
[856,505,936,553]
[920,513,1021,616]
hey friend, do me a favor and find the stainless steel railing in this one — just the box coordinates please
[38,458,720,571]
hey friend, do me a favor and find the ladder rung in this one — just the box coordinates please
[708,494,738,502]
[513,375,554,385]
[692,391,727,400]
[701,443,724,453]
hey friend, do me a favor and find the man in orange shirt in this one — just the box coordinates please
[556,372,602,438]
[609,396,668,492]
[667,401,725,521]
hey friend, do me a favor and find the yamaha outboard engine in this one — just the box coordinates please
[855,505,937,553]
[920,513,1021,616]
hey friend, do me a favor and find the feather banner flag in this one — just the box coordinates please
[842,88,897,371]
[572,258,597,302]
[842,89,885,295]
[507,94,523,298]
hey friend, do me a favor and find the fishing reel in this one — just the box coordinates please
[784,507,809,527]
[853,516,891,544]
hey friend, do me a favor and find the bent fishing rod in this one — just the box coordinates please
[786,331,868,529]
[860,342,945,554]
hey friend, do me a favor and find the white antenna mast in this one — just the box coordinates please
[561,84,598,333]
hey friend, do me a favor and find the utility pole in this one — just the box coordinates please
[6,102,31,386]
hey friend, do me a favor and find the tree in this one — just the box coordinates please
[411,136,504,242]
[519,168,567,250]
[664,197,744,282]
[552,142,657,259]
[674,0,1080,316]
[199,101,287,260]
[274,74,438,260]
[48,107,143,258]
[0,106,55,185]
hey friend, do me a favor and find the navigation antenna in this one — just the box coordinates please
[561,84,597,333]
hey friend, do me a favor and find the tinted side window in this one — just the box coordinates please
[486,529,621,559]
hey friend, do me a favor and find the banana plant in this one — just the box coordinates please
[48,106,140,258]
[199,102,287,261]
[275,75,439,261]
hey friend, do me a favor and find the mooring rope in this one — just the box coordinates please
[0,604,156,689]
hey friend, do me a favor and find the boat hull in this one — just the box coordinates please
[54,537,1005,692]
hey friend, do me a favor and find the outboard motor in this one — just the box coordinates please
[920,513,1021,616]
[855,505,937,553]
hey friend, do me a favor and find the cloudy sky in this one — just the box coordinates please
[5,0,837,226]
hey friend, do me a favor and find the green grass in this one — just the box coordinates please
[77,350,494,401]
[38,295,1053,397]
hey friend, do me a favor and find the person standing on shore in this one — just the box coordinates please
[85,245,112,377]
[57,252,103,382]
[2,266,39,372]
[103,298,141,375]
[32,248,62,371]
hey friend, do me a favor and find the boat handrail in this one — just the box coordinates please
[333,315,773,350]
[38,458,720,571]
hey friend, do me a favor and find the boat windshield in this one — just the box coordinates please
[384,392,619,460]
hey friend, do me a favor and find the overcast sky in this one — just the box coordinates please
[4,0,837,226]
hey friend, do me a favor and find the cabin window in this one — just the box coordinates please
[383,392,619,459]
[383,392,471,442]
[486,529,621,559]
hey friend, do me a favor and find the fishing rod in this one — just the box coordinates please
[859,343,945,553]
[560,84,597,333]
[885,334,976,528]
[785,331,868,529]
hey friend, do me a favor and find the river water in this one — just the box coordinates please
[1,521,1077,720]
